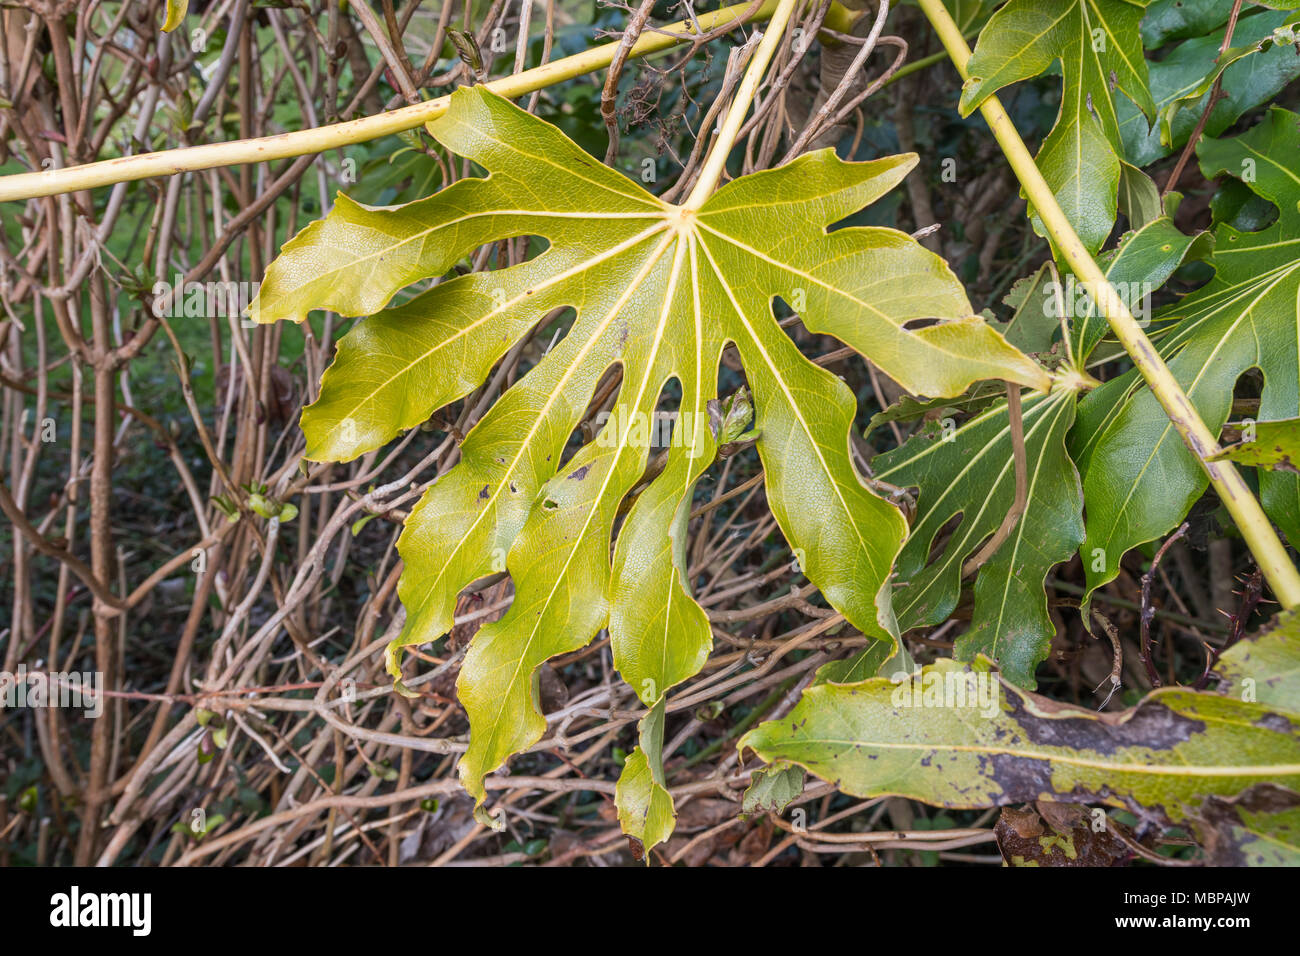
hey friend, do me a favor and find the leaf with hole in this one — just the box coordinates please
[872,387,1085,688]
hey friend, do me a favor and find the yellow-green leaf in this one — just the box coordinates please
[253,85,1047,833]
[740,658,1300,824]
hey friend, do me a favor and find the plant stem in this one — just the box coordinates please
[683,0,803,209]
[0,0,855,203]
[916,0,1300,610]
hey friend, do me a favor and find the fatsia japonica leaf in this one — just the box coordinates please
[942,0,999,33]
[1198,612,1300,864]
[615,699,674,854]
[958,0,1156,253]
[250,86,1048,828]
[863,382,1005,439]
[1154,17,1300,147]
[997,213,1209,365]
[1196,786,1300,866]
[872,387,1084,688]
[739,658,1300,825]
[1071,108,1300,608]
[1139,0,1227,48]
[741,763,806,818]
[1116,160,1161,228]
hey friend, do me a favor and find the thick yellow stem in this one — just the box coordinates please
[683,0,802,208]
[0,0,855,203]
[916,0,1300,608]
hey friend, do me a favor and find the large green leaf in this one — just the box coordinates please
[1153,17,1300,147]
[251,86,1048,828]
[959,0,1156,253]
[872,387,1084,688]
[1139,0,1227,47]
[740,657,1300,826]
[1072,108,1300,606]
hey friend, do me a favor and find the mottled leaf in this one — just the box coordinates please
[1216,609,1300,711]
[1195,785,1300,866]
[1209,417,1300,474]
[741,763,806,817]
[740,658,1300,824]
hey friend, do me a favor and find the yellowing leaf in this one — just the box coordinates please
[615,700,674,856]
[740,658,1300,824]
[1209,417,1300,474]
[252,86,1047,832]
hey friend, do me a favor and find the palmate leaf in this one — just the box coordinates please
[1072,107,1300,607]
[1216,609,1300,712]
[872,386,1084,688]
[251,86,1048,829]
[958,0,1156,253]
[740,656,1300,832]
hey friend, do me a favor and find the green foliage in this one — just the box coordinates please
[1073,108,1300,605]
[875,388,1084,688]
[1121,6,1300,167]
[959,0,1156,253]
[250,1,1300,861]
